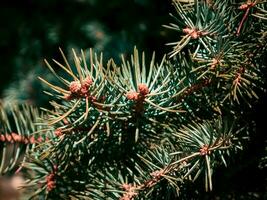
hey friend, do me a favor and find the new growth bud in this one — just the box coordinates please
[200,144,210,156]
[138,83,149,96]
[69,81,81,94]
[54,128,63,137]
[67,76,93,98]
[82,77,93,88]
[126,91,139,101]
[46,173,56,191]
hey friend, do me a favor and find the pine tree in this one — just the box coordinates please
[0,0,266,199]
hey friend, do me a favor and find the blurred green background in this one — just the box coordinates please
[0,0,266,199]
[0,0,173,105]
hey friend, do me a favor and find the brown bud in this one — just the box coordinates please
[5,134,12,142]
[37,136,43,143]
[191,30,199,39]
[183,27,192,34]
[69,81,81,94]
[0,134,5,142]
[239,4,248,10]
[200,144,210,156]
[82,77,93,88]
[54,128,63,137]
[11,133,21,142]
[138,83,149,96]
[126,91,139,101]
[80,85,89,96]
[29,136,35,144]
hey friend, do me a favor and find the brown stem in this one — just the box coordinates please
[177,79,211,102]
[237,8,250,36]
[121,139,232,199]
[0,132,44,144]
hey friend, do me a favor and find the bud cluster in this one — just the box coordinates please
[65,77,93,100]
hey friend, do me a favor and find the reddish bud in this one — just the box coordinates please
[69,81,81,94]
[54,128,63,137]
[239,4,248,10]
[37,136,43,143]
[126,91,139,101]
[80,85,89,96]
[200,144,210,156]
[191,30,199,39]
[82,77,93,88]
[46,173,56,191]
[121,183,131,191]
[239,2,255,10]
[183,27,192,34]
[138,83,149,96]
[120,196,131,200]
[5,134,12,142]
[0,134,5,142]
[29,136,35,144]
[183,27,202,39]
[150,169,164,179]
[120,184,137,200]
[47,181,56,191]
[11,133,21,142]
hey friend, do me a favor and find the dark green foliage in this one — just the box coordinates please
[0,0,172,105]
[0,0,266,199]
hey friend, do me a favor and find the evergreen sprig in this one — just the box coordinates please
[0,102,47,175]
[0,0,266,199]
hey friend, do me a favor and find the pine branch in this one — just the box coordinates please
[11,0,266,199]
[0,102,47,175]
